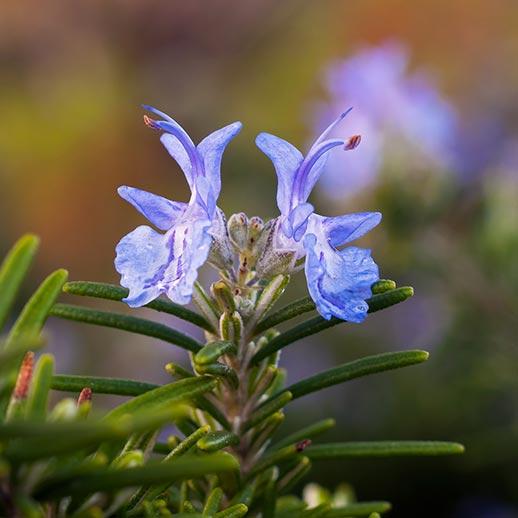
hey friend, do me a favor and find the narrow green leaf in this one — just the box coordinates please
[254,297,315,335]
[5,269,68,350]
[203,487,224,515]
[193,281,221,331]
[305,441,465,459]
[51,374,157,396]
[195,362,238,388]
[26,353,54,420]
[127,425,211,509]
[271,418,336,451]
[252,287,414,363]
[367,287,414,312]
[50,372,229,429]
[262,468,278,518]
[301,503,330,517]
[371,279,396,295]
[104,376,217,422]
[0,234,40,331]
[197,431,239,452]
[0,337,43,374]
[247,274,290,331]
[3,409,186,462]
[215,503,248,517]
[326,501,392,517]
[250,411,285,450]
[165,362,194,378]
[243,391,292,432]
[229,477,257,506]
[194,340,236,365]
[277,456,311,494]
[63,281,214,332]
[278,350,429,401]
[49,303,203,353]
[33,453,239,499]
[248,443,305,478]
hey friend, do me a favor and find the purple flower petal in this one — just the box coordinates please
[304,229,379,323]
[197,121,242,200]
[255,132,304,216]
[287,202,314,242]
[118,186,187,231]
[115,225,173,307]
[160,133,195,189]
[295,138,344,204]
[321,211,382,247]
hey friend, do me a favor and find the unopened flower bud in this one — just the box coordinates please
[208,209,234,271]
[248,216,264,250]
[255,220,296,278]
[256,249,296,279]
[227,212,249,250]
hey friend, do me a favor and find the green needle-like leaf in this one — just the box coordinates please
[103,376,217,421]
[33,453,238,499]
[305,441,465,459]
[215,503,248,517]
[51,374,157,396]
[371,279,397,295]
[3,409,186,462]
[252,287,414,363]
[5,269,68,350]
[0,234,40,331]
[270,418,336,451]
[63,281,214,332]
[243,391,292,432]
[51,374,229,428]
[277,350,429,401]
[254,297,315,335]
[326,501,392,517]
[49,303,203,353]
[277,456,311,495]
[195,340,236,365]
[0,337,43,375]
[127,425,211,510]
[203,487,224,515]
[197,431,240,452]
[248,443,305,478]
[26,353,54,420]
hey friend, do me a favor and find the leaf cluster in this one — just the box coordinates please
[0,236,463,517]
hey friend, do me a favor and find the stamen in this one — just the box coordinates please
[344,135,361,150]
[143,115,160,130]
[314,107,353,146]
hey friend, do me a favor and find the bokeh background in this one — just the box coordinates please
[1,1,517,516]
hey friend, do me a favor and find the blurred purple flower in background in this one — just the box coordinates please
[313,41,457,198]
[115,106,242,307]
[256,114,381,323]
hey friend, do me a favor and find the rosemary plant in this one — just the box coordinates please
[0,106,464,517]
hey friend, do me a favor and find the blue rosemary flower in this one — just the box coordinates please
[115,106,242,307]
[256,112,381,323]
